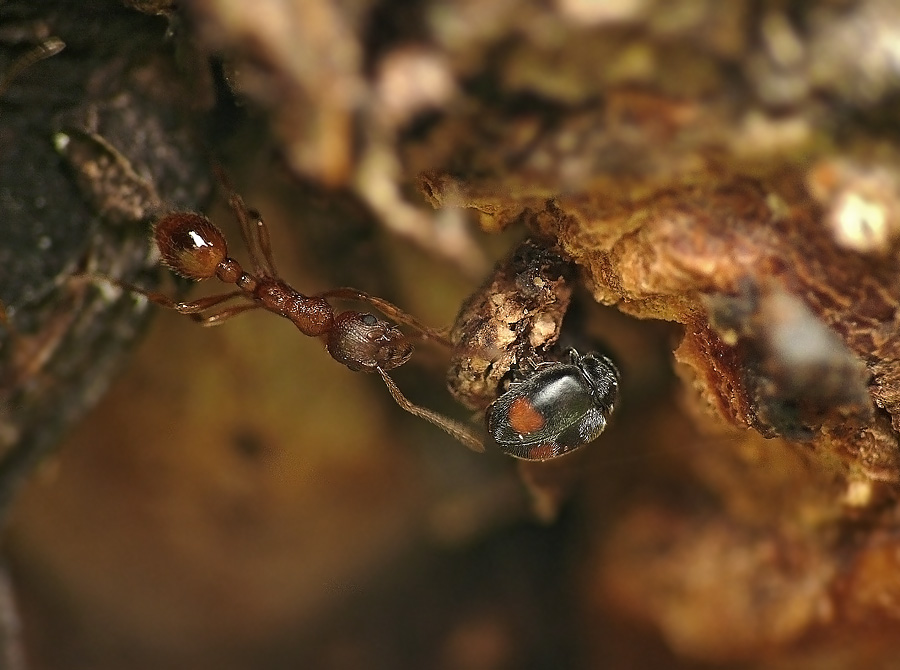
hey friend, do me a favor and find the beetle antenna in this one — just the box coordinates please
[376,367,484,452]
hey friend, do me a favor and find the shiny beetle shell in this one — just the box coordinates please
[487,350,619,461]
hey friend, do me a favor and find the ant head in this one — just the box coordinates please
[326,312,414,373]
[154,212,227,280]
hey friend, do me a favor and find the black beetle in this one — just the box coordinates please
[486,349,619,461]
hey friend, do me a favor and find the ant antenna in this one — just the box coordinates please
[376,367,484,452]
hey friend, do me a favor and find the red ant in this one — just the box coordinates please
[127,186,485,452]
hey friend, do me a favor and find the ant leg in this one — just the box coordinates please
[320,288,452,347]
[242,205,278,279]
[71,274,252,317]
[140,290,252,317]
[187,301,263,327]
[214,167,278,277]
[376,367,484,453]
[231,194,279,278]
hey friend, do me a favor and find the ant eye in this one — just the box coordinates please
[361,314,378,326]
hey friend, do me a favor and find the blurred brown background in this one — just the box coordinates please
[3,1,900,669]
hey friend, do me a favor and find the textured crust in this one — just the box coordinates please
[447,236,575,410]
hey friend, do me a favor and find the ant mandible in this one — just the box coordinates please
[134,182,485,453]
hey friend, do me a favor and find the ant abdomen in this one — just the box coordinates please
[154,212,227,281]
[326,312,413,372]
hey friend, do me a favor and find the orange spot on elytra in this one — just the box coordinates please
[527,443,556,460]
[508,396,545,435]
